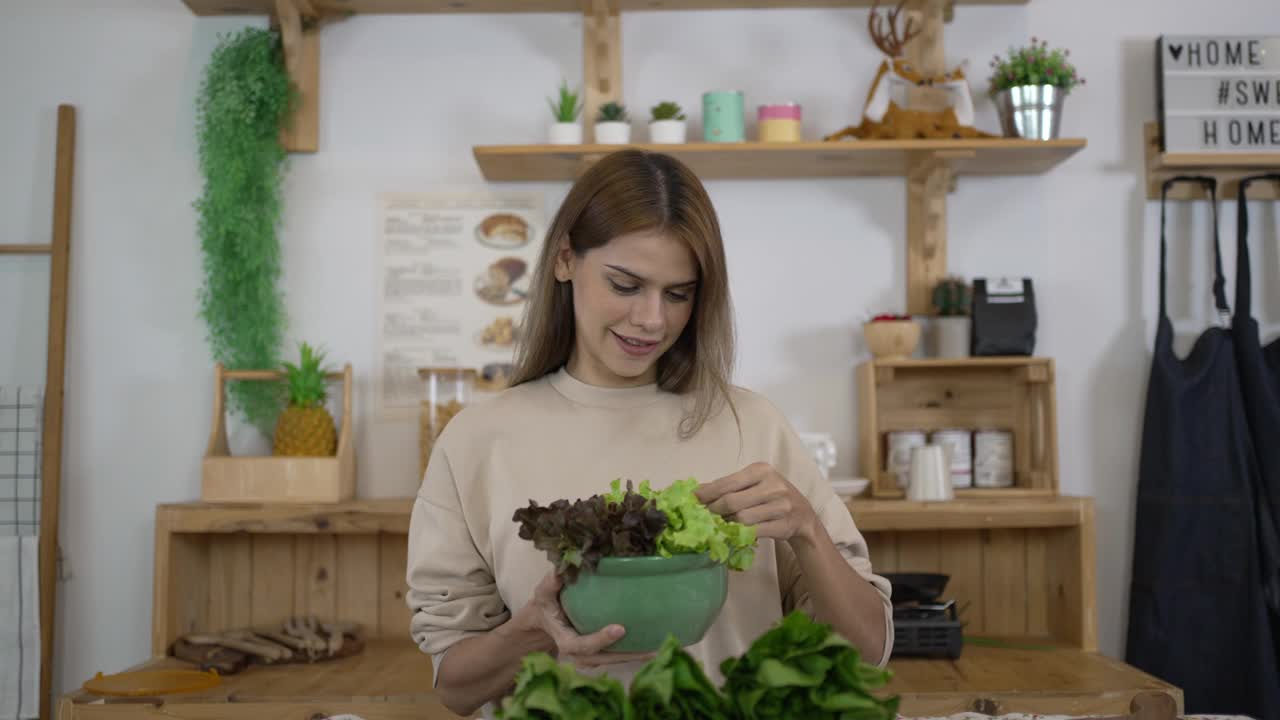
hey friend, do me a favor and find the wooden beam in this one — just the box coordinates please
[906,154,950,315]
[40,102,75,720]
[182,0,1031,13]
[275,0,320,153]
[582,0,620,141]
[902,0,946,76]
[0,244,53,255]
[899,0,952,315]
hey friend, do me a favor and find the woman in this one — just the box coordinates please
[407,149,892,717]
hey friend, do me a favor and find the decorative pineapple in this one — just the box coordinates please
[273,342,337,457]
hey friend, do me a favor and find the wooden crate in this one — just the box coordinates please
[857,357,1059,499]
[150,500,412,653]
[201,363,357,503]
[851,495,1097,651]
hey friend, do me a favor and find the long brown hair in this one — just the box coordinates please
[510,149,736,438]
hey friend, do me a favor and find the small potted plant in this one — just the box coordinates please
[546,80,583,145]
[988,37,1084,140]
[593,101,631,144]
[648,100,687,144]
[931,276,972,359]
[862,313,921,360]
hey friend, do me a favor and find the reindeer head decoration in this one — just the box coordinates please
[827,0,990,140]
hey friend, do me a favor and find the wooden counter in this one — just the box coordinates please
[57,638,1180,719]
[886,644,1182,716]
[57,496,1166,719]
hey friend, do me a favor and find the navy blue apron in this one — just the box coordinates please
[1126,176,1280,719]
[1234,173,1280,620]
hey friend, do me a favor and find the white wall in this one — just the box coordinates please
[3,0,1277,699]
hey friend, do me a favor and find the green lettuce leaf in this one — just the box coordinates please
[630,635,730,719]
[720,612,899,720]
[496,653,632,720]
[635,478,757,571]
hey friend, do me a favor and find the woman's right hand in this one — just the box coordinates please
[522,571,654,668]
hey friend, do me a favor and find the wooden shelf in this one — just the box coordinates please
[472,138,1086,182]
[181,0,1028,16]
[1144,122,1279,200]
[178,0,1081,318]
[867,355,1053,370]
[157,493,1089,535]
[157,498,412,534]
[847,494,1089,531]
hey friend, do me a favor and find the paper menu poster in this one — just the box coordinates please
[376,191,545,419]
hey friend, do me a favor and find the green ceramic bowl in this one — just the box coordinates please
[559,553,728,653]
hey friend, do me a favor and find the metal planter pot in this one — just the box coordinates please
[994,84,1066,140]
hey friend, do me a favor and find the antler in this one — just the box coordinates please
[868,0,921,58]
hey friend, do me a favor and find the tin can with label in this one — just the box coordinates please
[974,429,1014,488]
[930,429,973,488]
[758,103,802,142]
[886,430,926,488]
[703,90,745,143]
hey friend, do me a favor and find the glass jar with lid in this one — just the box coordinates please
[418,367,476,481]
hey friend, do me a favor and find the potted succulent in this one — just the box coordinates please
[988,37,1084,140]
[862,313,921,360]
[593,101,631,144]
[648,100,687,144]
[546,80,584,145]
[931,276,972,358]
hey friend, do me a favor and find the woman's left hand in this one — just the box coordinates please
[695,462,818,543]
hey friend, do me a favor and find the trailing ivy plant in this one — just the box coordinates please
[195,27,295,432]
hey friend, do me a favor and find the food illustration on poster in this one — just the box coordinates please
[376,191,544,417]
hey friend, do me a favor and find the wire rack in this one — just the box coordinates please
[0,386,43,537]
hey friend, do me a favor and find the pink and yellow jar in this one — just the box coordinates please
[757,103,802,142]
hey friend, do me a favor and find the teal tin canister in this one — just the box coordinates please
[702,90,745,143]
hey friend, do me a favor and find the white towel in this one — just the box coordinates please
[0,535,40,720]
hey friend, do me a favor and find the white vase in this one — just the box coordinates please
[934,316,971,358]
[648,119,687,144]
[548,122,582,145]
[594,121,631,145]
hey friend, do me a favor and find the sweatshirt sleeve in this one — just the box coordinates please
[406,444,510,683]
[765,403,895,667]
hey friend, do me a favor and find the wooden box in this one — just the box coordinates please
[201,363,357,504]
[852,496,1096,652]
[857,357,1059,499]
[59,500,458,720]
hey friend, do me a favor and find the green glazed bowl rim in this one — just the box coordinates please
[588,552,717,576]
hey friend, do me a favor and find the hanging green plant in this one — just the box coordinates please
[195,27,296,433]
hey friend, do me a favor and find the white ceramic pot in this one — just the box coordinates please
[648,119,687,144]
[594,121,631,144]
[934,316,971,359]
[548,122,583,145]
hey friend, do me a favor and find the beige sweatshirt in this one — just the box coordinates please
[406,367,893,706]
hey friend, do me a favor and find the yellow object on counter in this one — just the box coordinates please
[757,103,802,142]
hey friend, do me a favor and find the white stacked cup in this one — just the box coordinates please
[907,445,954,502]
